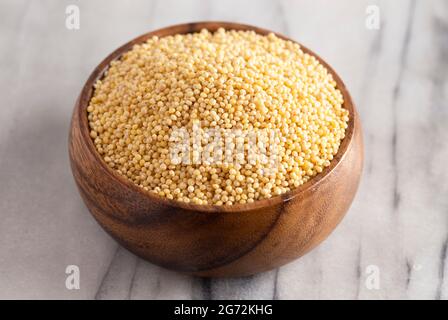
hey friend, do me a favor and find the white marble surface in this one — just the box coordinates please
[0,0,447,299]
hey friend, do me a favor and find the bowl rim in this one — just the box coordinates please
[75,21,357,213]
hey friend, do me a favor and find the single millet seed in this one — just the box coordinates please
[87,28,349,206]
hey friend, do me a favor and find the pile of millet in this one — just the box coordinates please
[87,28,349,205]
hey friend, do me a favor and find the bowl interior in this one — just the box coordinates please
[76,21,356,212]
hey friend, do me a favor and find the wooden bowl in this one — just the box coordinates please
[69,22,363,277]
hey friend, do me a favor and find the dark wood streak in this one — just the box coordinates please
[68,22,364,277]
[354,245,362,300]
[196,201,286,272]
[405,258,412,289]
[276,0,290,36]
[201,278,213,300]
[127,258,140,300]
[436,237,448,300]
[94,245,120,300]
[391,0,416,211]
[428,15,448,299]
[272,268,280,300]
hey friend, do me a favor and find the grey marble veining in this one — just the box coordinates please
[0,0,447,299]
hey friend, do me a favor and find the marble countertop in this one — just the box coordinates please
[0,0,447,299]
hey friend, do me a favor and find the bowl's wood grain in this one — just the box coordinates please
[69,22,363,277]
